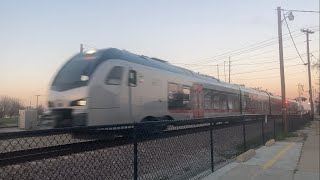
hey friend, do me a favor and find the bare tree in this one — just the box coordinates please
[36,105,45,115]
[8,99,23,117]
[294,97,307,102]
[0,96,11,118]
[0,96,24,118]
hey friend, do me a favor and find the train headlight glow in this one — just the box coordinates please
[77,100,86,106]
[86,50,96,54]
[71,99,87,106]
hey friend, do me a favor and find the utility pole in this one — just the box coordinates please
[312,53,320,116]
[277,6,288,133]
[217,64,220,79]
[224,61,226,81]
[80,44,84,53]
[318,55,320,116]
[229,56,231,83]
[298,83,301,108]
[35,95,40,109]
[301,28,315,120]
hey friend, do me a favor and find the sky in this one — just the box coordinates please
[0,0,319,108]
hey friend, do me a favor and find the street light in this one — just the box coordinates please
[277,7,295,133]
[287,12,294,21]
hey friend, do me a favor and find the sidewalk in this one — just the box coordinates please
[294,120,319,180]
[201,120,319,180]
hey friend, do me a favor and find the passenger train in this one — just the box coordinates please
[48,48,299,127]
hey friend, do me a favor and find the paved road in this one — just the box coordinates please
[201,120,319,180]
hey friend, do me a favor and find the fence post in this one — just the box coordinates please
[242,116,247,152]
[261,116,265,145]
[288,116,291,132]
[210,122,214,172]
[133,124,138,180]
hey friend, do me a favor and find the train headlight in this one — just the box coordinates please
[78,100,86,106]
[71,99,86,106]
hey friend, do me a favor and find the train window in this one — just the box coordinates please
[232,95,240,111]
[168,83,178,99]
[128,70,137,86]
[213,95,219,110]
[245,97,252,110]
[264,101,269,112]
[182,86,191,109]
[228,95,233,110]
[228,94,240,111]
[220,94,227,110]
[242,96,247,110]
[106,66,123,85]
[168,83,182,110]
[204,89,212,110]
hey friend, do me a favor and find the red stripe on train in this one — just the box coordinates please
[169,109,242,113]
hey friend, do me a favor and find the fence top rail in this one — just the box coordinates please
[0,114,277,139]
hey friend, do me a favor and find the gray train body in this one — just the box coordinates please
[48,48,298,127]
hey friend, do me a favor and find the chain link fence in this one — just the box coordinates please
[0,114,311,180]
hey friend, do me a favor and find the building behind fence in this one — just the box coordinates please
[0,114,310,180]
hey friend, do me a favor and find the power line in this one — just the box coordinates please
[186,32,297,66]
[231,59,307,73]
[233,70,306,80]
[282,9,320,13]
[192,35,319,71]
[311,54,319,61]
[232,60,279,66]
[227,38,318,63]
[195,34,301,65]
[175,52,318,73]
[191,50,318,72]
[190,41,319,70]
[187,27,319,66]
[231,63,304,75]
[283,14,306,64]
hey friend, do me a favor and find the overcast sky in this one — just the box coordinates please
[0,0,319,107]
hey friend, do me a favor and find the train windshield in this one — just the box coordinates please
[51,53,101,91]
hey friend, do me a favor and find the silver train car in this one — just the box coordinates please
[48,48,298,127]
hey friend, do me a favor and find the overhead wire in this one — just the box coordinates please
[191,42,319,72]
[186,27,319,70]
[187,27,319,67]
[231,63,305,76]
[191,37,307,71]
[193,33,303,66]
[282,9,320,13]
[311,54,319,61]
[233,70,306,80]
[229,38,318,63]
[283,14,306,64]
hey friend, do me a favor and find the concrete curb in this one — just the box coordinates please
[265,139,275,147]
[236,149,256,162]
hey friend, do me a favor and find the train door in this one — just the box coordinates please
[88,60,130,125]
[192,84,204,118]
[128,66,144,122]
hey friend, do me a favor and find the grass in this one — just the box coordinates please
[0,117,19,125]
[275,131,298,141]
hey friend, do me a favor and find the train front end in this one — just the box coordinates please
[48,50,100,128]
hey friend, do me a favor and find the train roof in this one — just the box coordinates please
[93,48,226,81]
[93,48,276,97]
